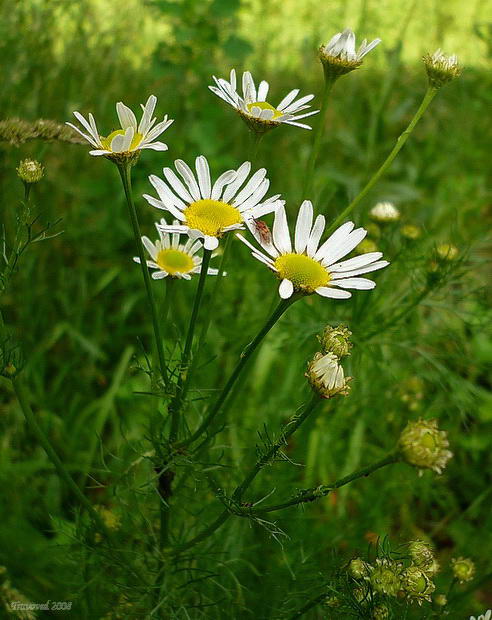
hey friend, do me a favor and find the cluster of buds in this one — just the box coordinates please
[369,201,400,223]
[307,325,352,399]
[16,158,44,184]
[399,418,453,474]
[451,557,476,583]
[423,49,462,89]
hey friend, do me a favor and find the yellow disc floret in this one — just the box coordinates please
[183,199,242,238]
[156,249,194,275]
[274,253,330,292]
[246,101,284,120]
[100,129,144,151]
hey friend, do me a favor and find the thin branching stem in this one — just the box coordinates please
[327,86,438,234]
[117,163,170,389]
[179,295,298,448]
[288,592,328,619]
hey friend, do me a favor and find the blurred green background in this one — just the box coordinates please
[1,0,491,617]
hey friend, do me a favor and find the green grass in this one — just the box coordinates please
[0,0,491,618]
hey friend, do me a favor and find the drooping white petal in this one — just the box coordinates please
[279,279,294,299]
[329,252,383,272]
[116,102,138,131]
[141,236,158,260]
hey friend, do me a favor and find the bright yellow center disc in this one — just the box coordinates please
[100,129,144,151]
[246,101,284,120]
[274,253,330,292]
[183,199,242,238]
[156,249,194,275]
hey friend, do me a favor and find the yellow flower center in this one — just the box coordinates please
[156,248,194,275]
[274,253,330,292]
[100,130,144,151]
[421,432,437,450]
[183,199,242,238]
[246,101,284,120]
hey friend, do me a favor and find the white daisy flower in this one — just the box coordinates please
[307,352,350,398]
[144,155,283,251]
[423,49,461,88]
[209,69,319,131]
[369,201,400,223]
[319,28,381,77]
[67,95,173,157]
[237,200,389,300]
[470,611,492,620]
[133,218,221,280]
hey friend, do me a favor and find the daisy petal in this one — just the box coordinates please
[272,206,292,254]
[315,287,352,299]
[294,200,313,254]
[279,279,294,299]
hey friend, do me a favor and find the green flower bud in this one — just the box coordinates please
[349,557,372,580]
[318,325,352,359]
[451,557,475,583]
[434,593,447,606]
[408,540,434,569]
[370,559,403,597]
[423,49,461,89]
[402,566,435,603]
[372,605,390,620]
[16,159,44,184]
[436,243,458,261]
[358,238,379,254]
[399,418,453,474]
[400,224,422,241]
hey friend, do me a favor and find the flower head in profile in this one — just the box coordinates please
[17,159,44,184]
[306,352,350,399]
[319,28,381,77]
[209,69,319,133]
[370,201,400,223]
[451,557,475,584]
[237,200,389,300]
[145,156,283,250]
[470,610,492,620]
[67,96,173,161]
[402,566,435,604]
[399,418,452,474]
[423,49,461,88]
[133,218,222,280]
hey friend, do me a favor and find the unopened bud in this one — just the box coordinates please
[401,224,422,241]
[399,418,453,474]
[408,540,434,569]
[16,159,44,184]
[370,201,400,223]
[318,325,352,358]
[451,557,475,583]
[370,559,403,597]
[436,243,458,261]
[372,605,390,620]
[402,566,435,603]
[434,593,447,606]
[306,352,350,399]
[349,557,371,580]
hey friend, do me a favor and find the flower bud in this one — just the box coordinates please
[16,159,44,184]
[423,49,461,88]
[401,224,422,241]
[318,325,352,359]
[434,593,447,606]
[399,418,453,474]
[451,557,475,583]
[436,243,458,261]
[306,352,350,399]
[402,566,435,603]
[348,557,371,580]
[408,539,434,569]
[370,559,403,597]
[372,605,390,620]
[369,201,400,223]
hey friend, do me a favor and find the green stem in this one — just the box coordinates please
[117,163,169,389]
[249,131,264,163]
[327,86,438,234]
[179,295,297,448]
[232,392,321,501]
[302,76,337,199]
[168,248,212,442]
[23,182,31,203]
[252,453,400,514]
[288,592,328,619]
[11,374,109,537]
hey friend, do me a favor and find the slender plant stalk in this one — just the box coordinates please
[232,392,321,501]
[327,86,438,234]
[117,163,169,389]
[288,592,328,619]
[249,131,264,162]
[10,373,109,537]
[179,295,297,448]
[252,453,400,514]
[174,452,399,554]
[168,248,212,442]
[302,75,337,198]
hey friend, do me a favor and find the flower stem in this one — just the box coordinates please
[249,131,264,163]
[252,452,400,514]
[168,248,212,442]
[288,592,328,619]
[327,86,438,234]
[302,76,337,199]
[179,295,297,448]
[117,163,169,389]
